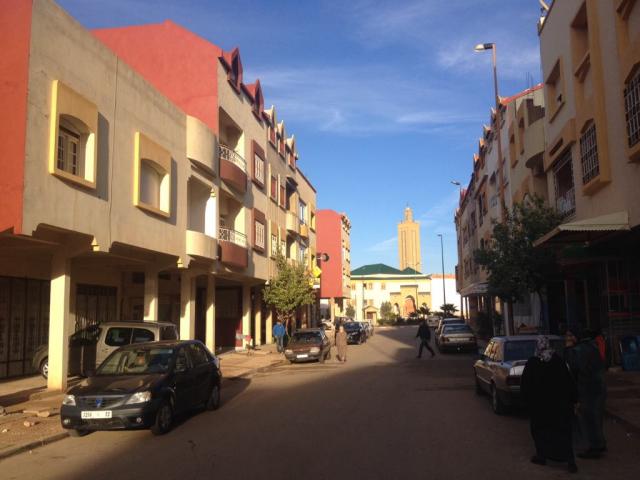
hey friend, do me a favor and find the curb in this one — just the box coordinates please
[0,431,69,462]
[222,359,286,381]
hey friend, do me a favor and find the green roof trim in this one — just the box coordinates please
[350,263,404,276]
[401,267,422,274]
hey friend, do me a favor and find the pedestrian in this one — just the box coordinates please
[415,319,435,358]
[334,316,344,342]
[273,320,285,353]
[336,325,347,362]
[565,329,607,459]
[521,336,578,474]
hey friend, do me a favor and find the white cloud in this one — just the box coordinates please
[367,236,397,253]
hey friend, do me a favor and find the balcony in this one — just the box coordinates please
[219,145,247,194]
[299,222,309,238]
[186,230,217,260]
[286,211,299,234]
[218,227,248,269]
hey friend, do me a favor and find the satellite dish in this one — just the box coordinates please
[318,253,330,262]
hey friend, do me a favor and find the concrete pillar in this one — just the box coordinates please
[254,289,262,346]
[241,284,251,349]
[180,271,196,340]
[144,266,159,321]
[205,275,216,353]
[266,309,274,344]
[47,254,72,391]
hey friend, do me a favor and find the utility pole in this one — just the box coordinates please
[438,234,447,311]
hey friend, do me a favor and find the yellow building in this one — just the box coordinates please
[398,206,422,272]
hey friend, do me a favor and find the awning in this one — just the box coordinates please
[460,282,488,296]
[534,211,630,247]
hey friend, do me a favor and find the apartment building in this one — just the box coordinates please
[534,0,640,345]
[316,210,351,320]
[0,0,317,387]
[455,86,546,335]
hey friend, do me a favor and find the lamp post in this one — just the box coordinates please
[437,234,446,312]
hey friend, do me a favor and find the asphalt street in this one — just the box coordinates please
[1,326,638,480]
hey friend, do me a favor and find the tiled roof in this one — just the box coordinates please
[351,264,404,276]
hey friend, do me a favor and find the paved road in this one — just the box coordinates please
[1,327,638,479]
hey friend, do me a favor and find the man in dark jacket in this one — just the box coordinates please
[416,320,435,358]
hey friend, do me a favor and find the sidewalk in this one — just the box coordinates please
[0,343,285,460]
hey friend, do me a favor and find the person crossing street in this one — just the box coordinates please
[416,319,435,358]
[273,321,286,353]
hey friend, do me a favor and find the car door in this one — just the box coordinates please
[172,346,197,413]
[188,343,212,404]
[96,327,132,366]
[489,342,504,388]
[476,341,495,387]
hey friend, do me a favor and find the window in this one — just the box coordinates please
[269,125,276,145]
[381,283,386,290]
[580,122,599,184]
[57,121,82,176]
[299,201,307,225]
[271,233,278,257]
[545,58,565,120]
[298,244,307,264]
[252,141,265,186]
[270,175,278,201]
[279,184,286,208]
[367,283,373,290]
[135,132,171,217]
[105,328,132,347]
[280,239,286,256]
[367,300,374,306]
[160,326,178,340]
[140,160,163,208]
[255,221,265,249]
[188,343,210,366]
[132,328,155,343]
[625,68,640,148]
[254,153,264,185]
[175,347,191,372]
[553,149,576,217]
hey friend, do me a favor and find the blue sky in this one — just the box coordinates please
[58,0,543,273]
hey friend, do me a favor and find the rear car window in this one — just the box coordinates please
[292,332,322,343]
[188,344,210,366]
[132,328,155,343]
[105,328,132,347]
[443,325,472,333]
[504,341,537,361]
[160,326,178,340]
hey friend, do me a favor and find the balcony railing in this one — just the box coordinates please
[556,187,576,217]
[219,227,247,248]
[219,144,246,172]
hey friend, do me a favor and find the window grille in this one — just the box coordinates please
[553,150,576,217]
[580,123,599,184]
[625,69,640,148]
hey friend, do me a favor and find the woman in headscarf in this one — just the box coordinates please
[521,335,578,473]
[335,325,348,363]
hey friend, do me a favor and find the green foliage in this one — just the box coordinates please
[263,252,316,329]
[440,304,458,317]
[345,304,356,319]
[474,196,562,303]
[418,305,430,317]
[380,301,395,322]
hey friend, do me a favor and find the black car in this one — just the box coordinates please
[343,322,366,344]
[60,340,221,436]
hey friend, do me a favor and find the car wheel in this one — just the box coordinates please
[40,358,49,379]
[68,429,89,437]
[491,384,505,415]
[151,400,173,435]
[474,374,484,396]
[206,384,221,411]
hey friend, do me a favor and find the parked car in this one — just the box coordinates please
[284,329,332,363]
[426,316,440,328]
[437,324,477,353]
[363,321,374,337]
[344,322,366,344]
[33,321,179,379]
[434,318,465,340]
[473,335,564,414]
[356,321,371,340]
[60,340,221,436]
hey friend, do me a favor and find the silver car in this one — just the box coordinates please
[437,324,477,352]
[473,335,564,414]
[434,318,464,343]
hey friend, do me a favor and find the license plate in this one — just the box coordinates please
[81,411,112,419]
[296,354,309,359]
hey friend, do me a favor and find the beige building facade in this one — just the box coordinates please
[0,0,317,386]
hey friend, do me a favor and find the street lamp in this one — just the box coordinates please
[437,234,447,311]
[474,41,504,218]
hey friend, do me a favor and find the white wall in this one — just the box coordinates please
[430,276,461,313]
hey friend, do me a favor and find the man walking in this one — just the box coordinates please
[416,319,435,358]
[273,320,285,353]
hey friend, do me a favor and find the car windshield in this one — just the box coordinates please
[503,340,563,361]
[344,323,360,331]
[291,332,321,343]
[443,325,472,334]
[97,347,174,375]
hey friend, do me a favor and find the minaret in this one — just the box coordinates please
[398,206,422,272]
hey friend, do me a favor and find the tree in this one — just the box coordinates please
[419,305,430,318]
[474,196,562,329]
[345,304,356,319]
[440,304,458,317]
[263,252,316,332]
[380,301,395,323]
